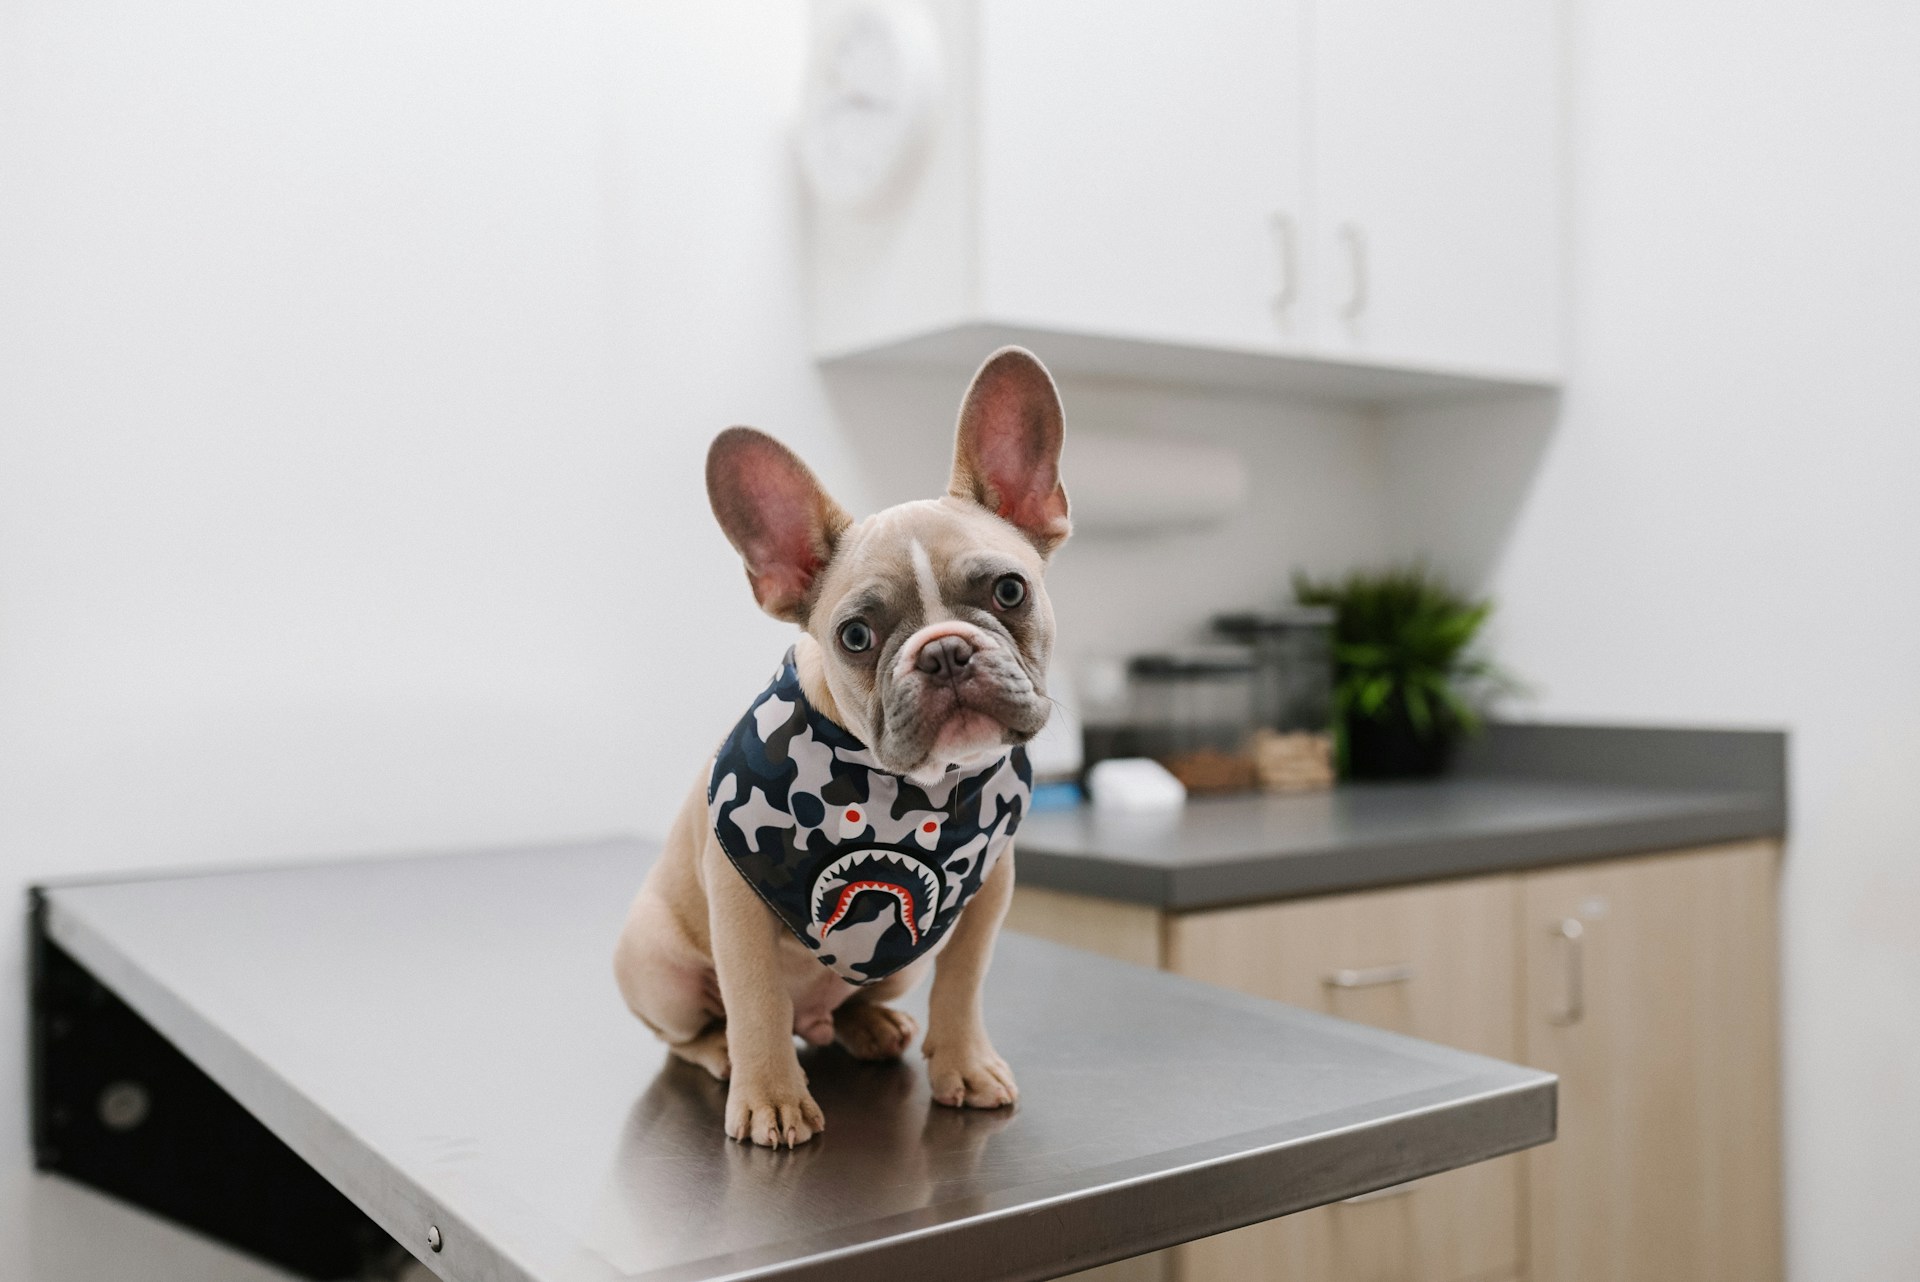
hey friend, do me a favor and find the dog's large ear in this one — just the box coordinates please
[707,427,852,623]
[950,347,1071,556]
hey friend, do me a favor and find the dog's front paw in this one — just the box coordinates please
[835,1002,919,1060]
[725,1071,825,1148]
[924,1040,1018,1110]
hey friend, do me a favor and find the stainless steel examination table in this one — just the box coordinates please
[29,837,1555,1282]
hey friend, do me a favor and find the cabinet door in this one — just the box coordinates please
[1521,842,1782,1282]
[1307,0,1562,380]
[1163,876,1523,1282]
[1004,883,1165,970]
[977,0,1308,350]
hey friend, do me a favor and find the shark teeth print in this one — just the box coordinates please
[809,848,942,924]
[822,881,919,944]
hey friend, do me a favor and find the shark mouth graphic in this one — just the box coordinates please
[809,849,942,947]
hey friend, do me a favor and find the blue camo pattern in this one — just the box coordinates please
[707,648,1031,985]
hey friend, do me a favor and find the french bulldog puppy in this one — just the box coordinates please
[613,347,1070,1148]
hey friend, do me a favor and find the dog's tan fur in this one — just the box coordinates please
[612,349,1068,1147]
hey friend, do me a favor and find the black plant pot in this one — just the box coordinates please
[1344,707,1458,780]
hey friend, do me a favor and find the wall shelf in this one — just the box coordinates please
[820,320,1558,409]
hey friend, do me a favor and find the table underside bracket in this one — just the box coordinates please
[29,892,403,1280]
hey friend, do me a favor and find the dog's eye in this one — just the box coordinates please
[992,575,1027,610]
[838,619,874,653]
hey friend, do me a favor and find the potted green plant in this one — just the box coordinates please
[1292,566,1511,779]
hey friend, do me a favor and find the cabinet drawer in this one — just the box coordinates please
[1163,874,1519,1057]
[1163,876,1522,1282]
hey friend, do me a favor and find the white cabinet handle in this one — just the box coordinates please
[1268,211,1299,316]
[1338,221,1369,321]
[1323,961,1415,989]
[1548,917,1585,1026]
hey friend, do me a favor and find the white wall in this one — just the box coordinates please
[0,5,1385,1277]
[1385,2,1920,1276]
[27,1,1903,1277]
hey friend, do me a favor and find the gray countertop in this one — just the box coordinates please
[37,838,1555,1282]
[1018,724,1789,911]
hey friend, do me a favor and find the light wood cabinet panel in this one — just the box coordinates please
[1162,877,1522,1282]
[1002,882,1164,969]
[1023,839,1783,1282]
[1163,875,1519,1056]
[1520,841,1782,1282]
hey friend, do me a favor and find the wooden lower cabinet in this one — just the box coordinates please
[1166,876,1523,1282]
[1519,843,1782,1282]
[1023,839,1782,1282]
[1004,882,1166,969]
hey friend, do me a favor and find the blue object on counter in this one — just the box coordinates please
[1029,781,1084,813]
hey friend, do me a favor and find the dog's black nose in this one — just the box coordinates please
[915,634,974,680]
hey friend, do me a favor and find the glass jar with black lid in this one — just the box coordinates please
[1126,648,1258,794]
[1213,607,1337,792]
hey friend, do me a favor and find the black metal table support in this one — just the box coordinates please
[29,892,402,1280]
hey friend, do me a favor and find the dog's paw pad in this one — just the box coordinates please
[835,1003,919,1061]
[671,1027,732,1081]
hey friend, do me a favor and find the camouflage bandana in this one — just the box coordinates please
[708,647,1031,985]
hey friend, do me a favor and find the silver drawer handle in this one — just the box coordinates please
[1340,1177,1426,1205]
[1323,962,1415,989]
[1548,917,1585,1026]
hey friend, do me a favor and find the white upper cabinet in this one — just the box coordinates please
[804,0,1563,403]
[1308,0,1563,383]
[975,0,1307,354]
